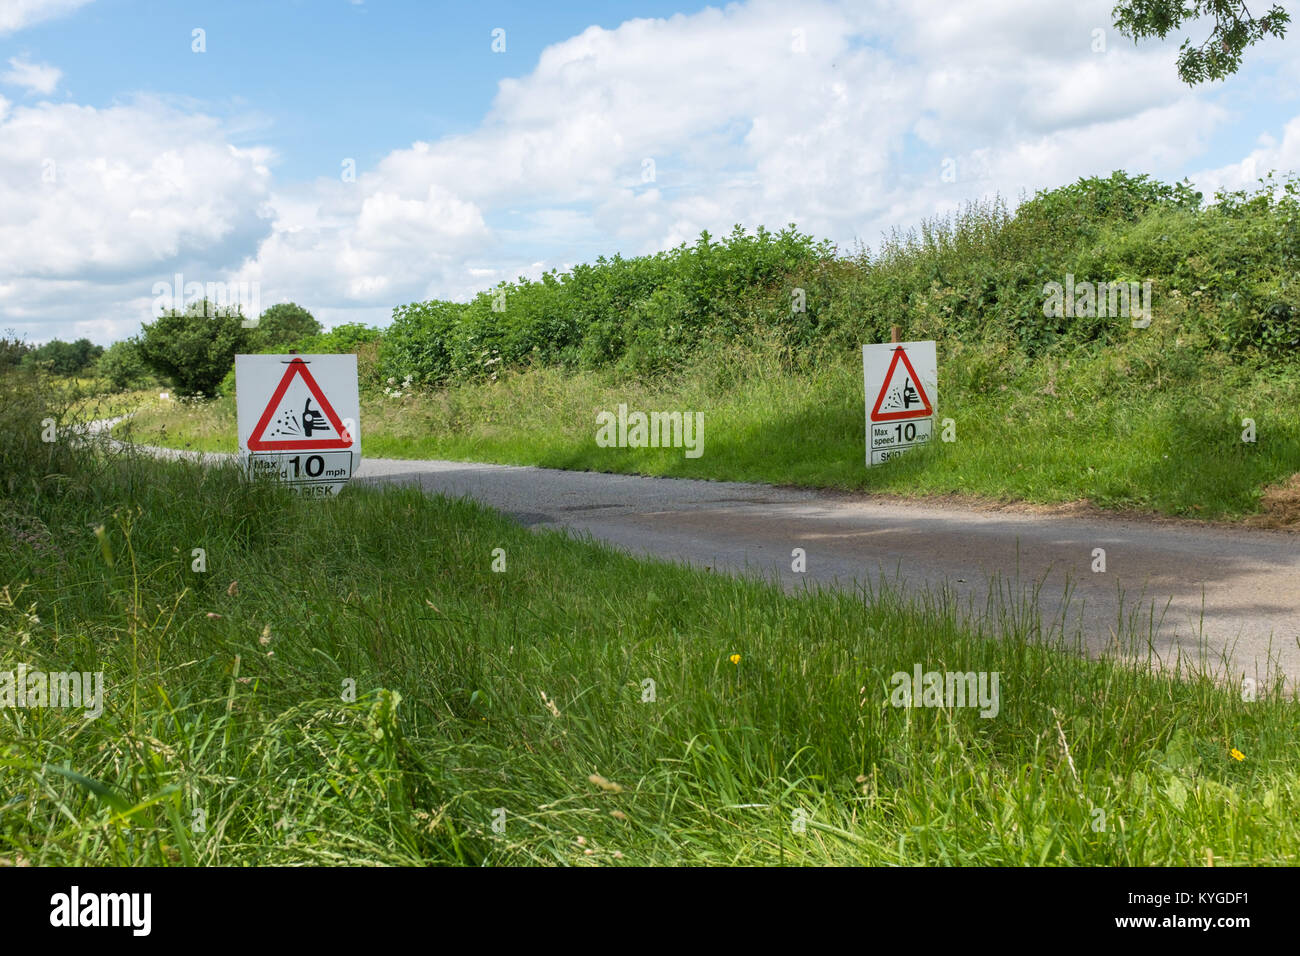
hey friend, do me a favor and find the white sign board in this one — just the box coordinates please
[236,354,361,497]
[863,340,936,466]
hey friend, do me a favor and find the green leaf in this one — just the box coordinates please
[48,765,133,815]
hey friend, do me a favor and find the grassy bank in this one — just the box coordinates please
[119,329,1300,522]
[6,371,1300,865]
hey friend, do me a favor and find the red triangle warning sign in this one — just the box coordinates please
[247,359,353,451]
[870,347,933,422]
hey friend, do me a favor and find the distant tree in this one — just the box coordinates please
[1113,1,1290,84]
[26,340,67,374]
[72,338,104,373]
[0,331,32,371]
[17,343,57,371]
[249,302,322,351]
[139,300,251,395]
[25,337,103,376]
[97,337,152,391]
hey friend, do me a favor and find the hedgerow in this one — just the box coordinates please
[375,170,1299,387]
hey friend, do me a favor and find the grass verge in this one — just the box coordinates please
[3,442,1298,864]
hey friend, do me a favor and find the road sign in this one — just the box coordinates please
[863,340,936,466]
[236,354,361,497]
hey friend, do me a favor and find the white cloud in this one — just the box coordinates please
[0,96,273,340]
[2,56,61,94]
[4,0,1293,344]
[0,0,93,35]
[229,177,490,313]
[275,0,1217,276]
[0,98,273,279]
[1191,115,1300,197]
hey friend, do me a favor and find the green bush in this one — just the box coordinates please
[139,300,251,396]
[303,322,384,354]
[97,337,152,391]
[248,302,322,352]
[771,170,1297,361]
[23,337,103,377]
[381,299,465,384]
[382,224,834,385]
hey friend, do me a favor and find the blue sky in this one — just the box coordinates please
[30,0,719,179]
[1,0,1297,344]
